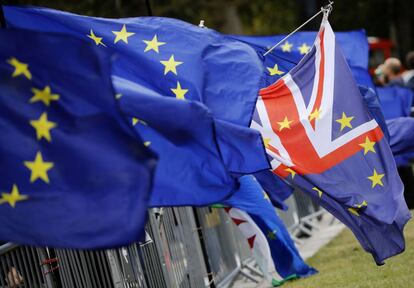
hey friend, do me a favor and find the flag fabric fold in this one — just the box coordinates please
[114,76,238,206]
[224,175,317,280]
[252,18,411,264]
[0,29,156,249]
[387,117,414,157]
[376,86,414,120]
[252,170,291,210]
[359,85,390,141]
[214,119,270,174]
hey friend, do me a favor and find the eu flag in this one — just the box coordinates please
[253,19,410,264]
[4,5,272,206]
[0,29,156,249]
[4,5,264,127]
[232,29,375,89]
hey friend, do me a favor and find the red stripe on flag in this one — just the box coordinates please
[309,28,325,129]
[260,78,383,176]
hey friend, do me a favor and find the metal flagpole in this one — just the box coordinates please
[145,0,153,16]
[0,1,6,28]
[263,1,333,57]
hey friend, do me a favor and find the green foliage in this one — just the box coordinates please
[237,0,299,35]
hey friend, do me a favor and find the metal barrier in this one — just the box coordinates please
[0,243,54,288]
[147,207,207,288]
[0,194,327,288]
[195,208,239,287]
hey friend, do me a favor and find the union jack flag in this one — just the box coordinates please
[252,19,411,264]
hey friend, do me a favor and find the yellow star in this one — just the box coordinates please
[132,117,147,126]
[7,57,32,80]
[267,230,277,240]
[367,169,385,188]
[335,112,354,131]
[160,55,183,75]
[262,137,271,148]
[285,167,296,179]
[277,116,293,131]
[359,137,376,155]
[144,141,151,147]
[348,200,368,216]
[143,35,166,53]
[0,185,28,208]
[30,86,60,106]
[298,43,311,55]
[87,29,106,46]
[309,108,321,121]
[171,81,188,99]
[263,191,270,201]
[280,41,293,52]
[267,64,284,76]
[112,24,135,44]
[115,93,123,99]
[356,200,368,208]
[30,112,57,142]
[348,207,360,216]
[312,187,323,198]
[24,152,54,184]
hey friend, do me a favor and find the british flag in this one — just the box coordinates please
[252,18,411,264]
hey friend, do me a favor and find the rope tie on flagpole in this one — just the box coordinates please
[263,1,333,57]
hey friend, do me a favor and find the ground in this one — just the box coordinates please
[283,218,414,288]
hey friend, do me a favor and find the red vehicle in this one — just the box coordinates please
[368,37,395,75]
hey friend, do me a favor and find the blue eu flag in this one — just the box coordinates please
[4,6,271,206]
[0,29,156,249]
[4,5,264,127]
[233,29,375,89]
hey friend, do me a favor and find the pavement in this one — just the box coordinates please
[229,212,345,288]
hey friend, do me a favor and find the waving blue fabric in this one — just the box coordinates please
[0,29,156,248]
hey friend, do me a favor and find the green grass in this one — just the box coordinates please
[283,218,414,288]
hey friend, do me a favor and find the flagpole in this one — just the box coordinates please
[0,2,6,28]
[145,0,153,16]
[263,1,333,57]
